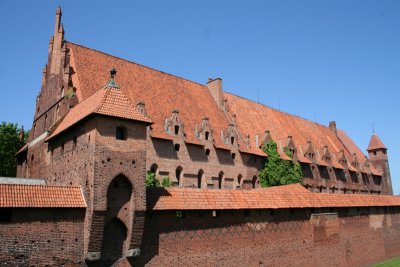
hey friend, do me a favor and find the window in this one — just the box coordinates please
[232,153,236,160]
[116,126,127,140]
[73,136,77,149]
[205,149,211,156]
[174,144,180,151]
[252,176,258,189]
[218,171,224,189]
[318,166,329,179]
[334,168,346,182]
[350,171,358,183]
[301,163,313,179]
[372,175,382,185]
[174,125,179,135]
[230,136,235,145]
[362,173,369,185]
[198,170,204,188]
[176,166,183,186]
[205,131,210,140]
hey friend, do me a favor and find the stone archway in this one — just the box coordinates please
[101,217,127,265]
[100,174,132,265]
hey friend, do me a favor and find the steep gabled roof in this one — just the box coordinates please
[0,184,86,208]
[47,86,152,140]
[67,42,232,149]
[147,184,400,210]
[367,134,387,151]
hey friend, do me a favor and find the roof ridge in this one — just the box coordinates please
[66,41,208,88]
[0,184,82,189]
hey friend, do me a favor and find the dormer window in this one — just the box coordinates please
[116,126,127,140]
[205,131,210,140]
[230,136,235,145]
[174,125,179,135]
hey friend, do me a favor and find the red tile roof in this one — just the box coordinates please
[367,134,387,151]
[66,42,379,176]
[147,184,400,210]
[67,42,231,150]
[47,86,152,140]
[0,184,86,208]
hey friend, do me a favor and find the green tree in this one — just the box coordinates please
[146,171,160,187]
[161,176,172,187]
[0,122,26,177]
[259,138,302,187]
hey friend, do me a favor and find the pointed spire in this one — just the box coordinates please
[54,6,62,35]
[367,133,387,151]
[105,67,120,88]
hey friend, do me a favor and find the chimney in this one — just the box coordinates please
[136,100,147,116]
[207,77,223,109]
[329,121,337,135]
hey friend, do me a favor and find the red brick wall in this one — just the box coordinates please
[0,208,85,266]
[131,207,400,267]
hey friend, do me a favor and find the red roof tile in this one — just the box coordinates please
[367,134,387,151]
[47,86,152,140]
[148,184,400,210]
[0,184,86,208]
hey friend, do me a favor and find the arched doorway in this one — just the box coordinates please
[101,218,127,266]
[101,174,132,265]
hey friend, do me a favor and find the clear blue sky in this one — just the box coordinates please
[0,1,399,194]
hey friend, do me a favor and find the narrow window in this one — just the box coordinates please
[73,136,77,149]
[174,125,179,135]
[174,144,180,151]
[205,131,210,140]
[116,126,127,140]
[218,171,224,189]
[205,149,210,156]
[232,153,236,160]
[230,136,235,145]
[176,166,182,186]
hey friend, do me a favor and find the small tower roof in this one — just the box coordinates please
[367,133,387,151]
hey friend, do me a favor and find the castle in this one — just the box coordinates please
[1,8,399,266]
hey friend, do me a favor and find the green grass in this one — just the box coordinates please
[371,257,400,267]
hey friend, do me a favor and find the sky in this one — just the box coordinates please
[0,1,399,194]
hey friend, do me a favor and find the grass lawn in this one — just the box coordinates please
[371,257,400,267]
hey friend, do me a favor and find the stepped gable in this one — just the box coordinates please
[47,85,152,140]
[224,92,366,165]
[367,133,387,151]
[147,183,400,210]
[0,184,86,208]
[67,42,231,148]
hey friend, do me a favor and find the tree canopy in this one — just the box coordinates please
[0,122,27,177]
[259,138,303,187]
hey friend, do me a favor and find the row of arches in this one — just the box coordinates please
[150,164,259,189]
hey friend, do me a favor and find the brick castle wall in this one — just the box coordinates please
[131,207,400,267]
[0,208,85,266]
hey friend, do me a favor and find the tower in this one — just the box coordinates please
[367,133,393,195]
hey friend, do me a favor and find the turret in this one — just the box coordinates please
[367,133,392,195]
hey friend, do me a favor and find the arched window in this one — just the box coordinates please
[252,176,258,189]
[230,136,235,145]
[218,171,224,189]
[205,131,210,140]
[197,170,204,189]
[150,163,158,174]
[176,166,183,186]
[174,125,180,135]
[116,126,127,140]
[237,174,243,188]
